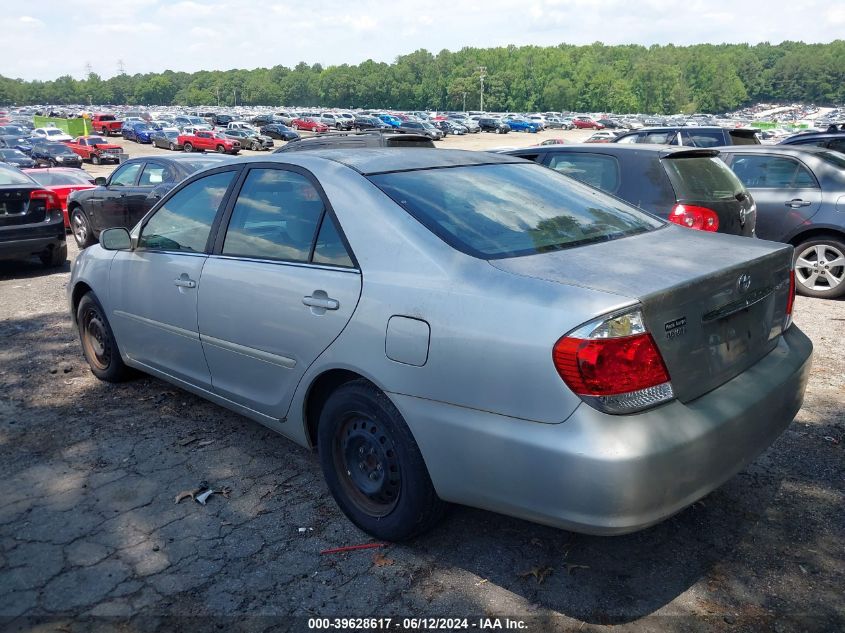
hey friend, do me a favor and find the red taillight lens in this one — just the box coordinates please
[786,269,796,316]
[669,204,719,232]
[553,333,670,396]
[30,189,61,212]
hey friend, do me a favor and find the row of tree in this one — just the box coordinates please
[1,41,843,114]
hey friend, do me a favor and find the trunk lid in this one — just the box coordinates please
[0,186,43,227]
[490,226,793,403]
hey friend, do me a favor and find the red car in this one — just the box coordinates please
[22,168,95,229]
[291,117,328,133]
[572,116,605,130]
[66,136,123,165]
[177,130,240,154]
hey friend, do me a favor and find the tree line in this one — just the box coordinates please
[1,41,843,114]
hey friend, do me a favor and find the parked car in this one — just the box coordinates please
[596,118,624,129]
[122,122,155,144]
[210,113,235,127]
[22,167,95,229]
[319,113,353,130]
[90,114,124,136]
[0,125,31,138]
[66,136,123,165]
[395,121,443,140]
[0,148,36,168]
[0,163,66,267]
[505,144,756,236]
[572,116,604,130]
[615,126,760,147]
[273,132,435,152]
[584,131,619,143]
[31,142,83,168]
[66,154,235,248]
[478,117,510,134]
[174,115,211,131]
[717,145,845,298]
[2,136,34,154]
[433,120,463,136]
[538,138,565,146]
[178,130,240,154]
[377,114,402,128]
[291,117,329,133]
[260,124,300,141]
[67,149,811,541]
[505,118,541,133]
[448,117,480,133]
[353,116,390,132]
[32,127,73,143]
[778,131,845,153]
[150,129,183,151]
[219,129,274,151]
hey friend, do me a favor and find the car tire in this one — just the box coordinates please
[317,379,447,541]
[793,237,845,299]
[49,159,57,167]
[77,292,132,383]
[70,207,95,248]
[91,154,100,165]
[169,142,176,151]
[216,144,225,153]
[312,126,318,132]
[40,242,67,268]
[183,142,193,153]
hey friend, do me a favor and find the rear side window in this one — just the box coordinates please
[313,215,354,268]
[369,163,662,260]
[139,163,168,186]
[642,131,676,144]
[729,155,818,189]
[545,153,620,193]
[728,130,760,145]
[680,130,724,148]
[663,156,745,200]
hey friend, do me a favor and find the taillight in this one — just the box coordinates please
[784,269,796,330]
[31,189,61,211]
[669,204,719,232]
[553,308,674,414]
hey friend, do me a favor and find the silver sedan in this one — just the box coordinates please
[68,149,813,540]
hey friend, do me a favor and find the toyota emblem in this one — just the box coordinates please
[737,273,752,293]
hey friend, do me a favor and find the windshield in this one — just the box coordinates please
[369,163,663,259]
[28,170,92,186]
[45,129,64,136]
[86,137,107,144]
[44,143,72,152]
[663,156,745,200]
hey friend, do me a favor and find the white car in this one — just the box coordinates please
[32,127,73,142]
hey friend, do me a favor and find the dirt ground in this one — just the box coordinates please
[0,132,843,632]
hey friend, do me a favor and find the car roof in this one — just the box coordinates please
[250,148,524,175]
[507,143,720,159]
[715,145,832,155]
[781,131,845,142]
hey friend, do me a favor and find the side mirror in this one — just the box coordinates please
[94,176,107,186]
[100,227,132,251]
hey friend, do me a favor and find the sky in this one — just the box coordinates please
[4,0,845,81]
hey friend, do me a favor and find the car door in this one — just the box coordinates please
[107,168,239,389]
[724,153,822,241]
[89,161,143,232]
[197,165,362,419]
[130,161,171,226]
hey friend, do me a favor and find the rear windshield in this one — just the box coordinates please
[0,165,33,185]
[28,170,92,186]
[817,150,845,170]
[369,163,663,259]
[663,156,745,200]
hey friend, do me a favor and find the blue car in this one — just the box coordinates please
[377,114,402,128]
[122,122,154,143]
[505,118,541,133]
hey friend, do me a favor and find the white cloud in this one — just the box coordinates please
[0,0,841,80]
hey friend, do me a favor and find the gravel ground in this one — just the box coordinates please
[0,135,843,632]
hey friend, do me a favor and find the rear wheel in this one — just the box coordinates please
[40,243,67,267]
[183,142,193,153]
[70,207,95,248]
[91,154,101,165]
[77,292,132,382]
[169,142,176,151]
[317,380,447,541]
[793,237,845,298]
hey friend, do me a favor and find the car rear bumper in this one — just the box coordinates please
[393,325,813,535]
[0,227,66,261]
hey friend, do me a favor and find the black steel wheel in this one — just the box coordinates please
[318,379,447,541]
[76,292,132,382]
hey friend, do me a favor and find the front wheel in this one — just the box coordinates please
[91,154,101,165]
[70,207,95,248]
[312,126,319,132]
[169,142,176,151]
[216,144,226,153]
[793,238,845,298]
[317,380,447,541]
[77,292,132,382]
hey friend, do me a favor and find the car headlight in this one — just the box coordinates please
[56,156,64,161]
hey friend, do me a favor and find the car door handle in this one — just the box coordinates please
[785,199,811,208]
[302,295,339,310]
[173,278,196,288]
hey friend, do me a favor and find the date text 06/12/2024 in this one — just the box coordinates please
[308,617,528,630]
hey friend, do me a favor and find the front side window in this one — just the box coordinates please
[369,163,662,260]
[139,170,235,252]
[729,155,819,189]
[222,169,325,262]
[110,162,142,187]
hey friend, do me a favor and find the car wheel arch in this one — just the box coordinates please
[70,281,94,325]
[787,227,845,248]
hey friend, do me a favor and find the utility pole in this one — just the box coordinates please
[477,66,486,112]
[462,92,466,112]
[233,88,236,106]
[117,59,125,75]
